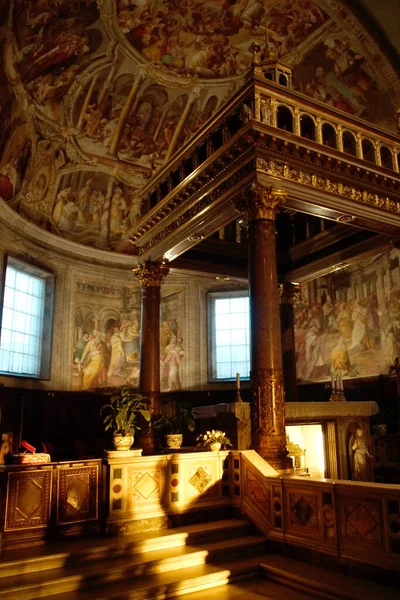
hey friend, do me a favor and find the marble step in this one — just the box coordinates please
[0,518,250,579]
[260,555,399,600]
[0,527,265,599]
[44,556,263,600]
[184,577,323,600]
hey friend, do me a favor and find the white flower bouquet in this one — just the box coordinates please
[196,429,232,450]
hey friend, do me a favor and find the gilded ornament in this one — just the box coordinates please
[239,184,287,221]
[132,261,169,287]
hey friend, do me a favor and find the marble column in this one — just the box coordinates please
[240,184,292,473]
[280,282,300,404]
[133,260,169,453]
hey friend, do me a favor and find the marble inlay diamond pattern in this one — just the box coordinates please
[189,467,212,494]
[16,479,43,520]
[345,501,380,542]
[247,473,269,506]
[133,472,159,500]
[290,493,317,529]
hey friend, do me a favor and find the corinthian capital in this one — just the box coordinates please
[133,260,169,287]
[237,184,287,221]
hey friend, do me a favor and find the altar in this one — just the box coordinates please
[194,401,379,481]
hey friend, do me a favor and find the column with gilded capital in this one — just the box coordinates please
[240,184,292,472]
[133,260,169,452]
[280,282,300,404]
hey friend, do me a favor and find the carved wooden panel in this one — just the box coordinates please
[56,463,99,525]
[5,468,52,531]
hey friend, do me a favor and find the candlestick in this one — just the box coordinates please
[236,373,240,390]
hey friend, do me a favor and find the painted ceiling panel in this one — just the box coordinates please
[0,0,398,252]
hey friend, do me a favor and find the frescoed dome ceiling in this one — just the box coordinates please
[0,0,399,254]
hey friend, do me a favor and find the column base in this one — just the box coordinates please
[258,452,293,474]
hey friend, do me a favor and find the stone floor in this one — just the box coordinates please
[184,578,315,599]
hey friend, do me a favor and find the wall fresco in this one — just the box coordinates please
[45,169,145,250]
[295,248,400,385]
[73,279,141,390]
[161,291,185,392]
[73,280,184,391]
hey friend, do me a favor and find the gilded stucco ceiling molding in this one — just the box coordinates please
[63,41,122,128]
[257,157,400,214]
[317,0,399,100]
[99,0,148,69]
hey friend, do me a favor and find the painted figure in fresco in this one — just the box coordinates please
[74,332,90,363]
[116,0,327,77]
[349,428,373,481]
[0,159,18,200]
[161,334,184,391]
[107,326,126,378]
[79,331,107,389]
[304,306,325,379]
[350,299,373,351]
[110,186,127,235]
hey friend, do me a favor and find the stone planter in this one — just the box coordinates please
[165,434,183,449]
[209,442,221,452]
[112,434,134,451]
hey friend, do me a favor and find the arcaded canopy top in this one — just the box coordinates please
[0,0,399,253]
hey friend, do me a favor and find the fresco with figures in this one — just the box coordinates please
[73,280,184,391]
[0,0,398,249]
[295,247,400,385]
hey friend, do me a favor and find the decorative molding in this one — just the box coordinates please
[286,401,379,419]
[257,158,400,215]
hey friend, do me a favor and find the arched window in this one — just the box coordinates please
[362,139,375,163]
[380,146,393,170]
[322,123,337,148]
[342,131,357,156]
[277,105,293,132]
[300,114,316,141]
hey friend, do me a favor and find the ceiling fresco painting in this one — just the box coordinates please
[0,0,398,251]
[116,0,328,78]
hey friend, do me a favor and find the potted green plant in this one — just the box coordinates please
[100,387,151,451]
[153,402,196,449]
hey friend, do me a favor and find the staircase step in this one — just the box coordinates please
[0,521,264,600]
[0,519,250,580]
[260,555,399,600]
[45,556,263,600]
